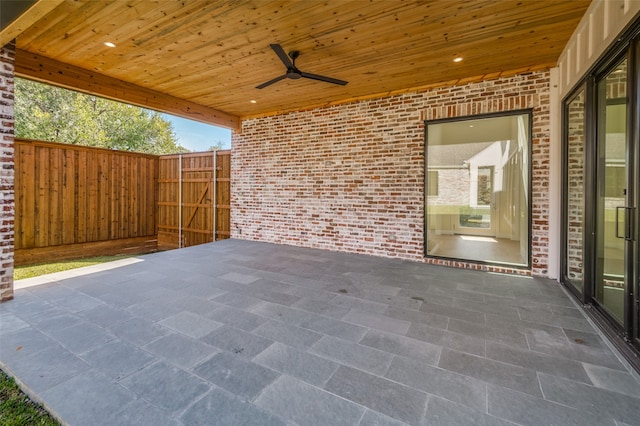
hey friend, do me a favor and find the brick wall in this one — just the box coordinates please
[566,91,585,284]
[233,71,551,276]
[0,41,15,302]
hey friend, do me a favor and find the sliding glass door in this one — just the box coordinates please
[594,58,630,324]
[563,43,639,350]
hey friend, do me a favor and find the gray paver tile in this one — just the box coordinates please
[255,375,365,426]
[253,342,339,386]
[81,340,155,380]
[0,327,58,362]
[329,295,388,315]
[358,410,410,426]
[251,288,301,306]
[359,329,441,365]
[200,325,274,359]
[423,396,516,426]
[158,311,223,338]
[76,304,134,328]
[6,344,90,394]
[30,313,81,333]
[125,300,182,321]
[212,292,266,309]
[249,301,310,324]
[286,286,337,303]
[121,361,209,415]
[539,373,640,425]
[108,317,170,346]
[192,351,279,399]
[310,336,394,376]
[383,306,449,330]
[219,272,261,284]
[41,372,136,426]
[181,282,227,300]
[519,308,594,332]
[343,310,411,335]
[113,398,180,426]
[583,364,640,397]
[526,329,626,370]
[144,333,218,369]
[420,301,486,324]
[163,296,223,317]
[406,322,486,356]
[204,304,268,331]
[386,356,487,411]
[485,341,591,383]
[50,292,105,313]
[298,314,368,342]
[324,366,428,425]
[563,328,606,349]
[253,320,323,350]
[293,297,352,318]
[0,312,30,334]
[438,349,542,396]
[488,384,616,426]
[47,321,114,354]
[447,318,528,348]
[180,387,286,426]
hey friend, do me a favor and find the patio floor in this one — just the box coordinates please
[1,239,640,426]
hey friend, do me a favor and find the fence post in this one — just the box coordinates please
[178,153,182,249]
[213,151,217,242]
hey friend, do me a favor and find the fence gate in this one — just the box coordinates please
[158,150,230,250]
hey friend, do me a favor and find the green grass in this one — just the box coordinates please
[14,255,131,280]
[0,370,60,426]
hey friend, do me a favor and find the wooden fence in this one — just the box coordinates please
[15,138,231,266]
[157,150,230,250]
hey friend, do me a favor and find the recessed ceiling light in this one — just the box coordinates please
[453,57,463,63]
[250,100,257,104]
[104,42,116,48]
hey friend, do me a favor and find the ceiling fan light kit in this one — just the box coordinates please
[256,43,348,89]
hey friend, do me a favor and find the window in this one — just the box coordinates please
[425,112,531,267]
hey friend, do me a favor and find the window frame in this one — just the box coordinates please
[423,109,533,269]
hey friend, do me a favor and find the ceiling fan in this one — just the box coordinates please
[256,44,348,89]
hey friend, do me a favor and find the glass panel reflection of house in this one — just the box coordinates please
[426,114,530,267]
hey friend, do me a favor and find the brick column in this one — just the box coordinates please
[0,41,15,302]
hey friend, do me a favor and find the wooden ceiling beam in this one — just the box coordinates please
[14,49,240,130]
[0,0,65,48]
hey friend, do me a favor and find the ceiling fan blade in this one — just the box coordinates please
[256,74,287,89]
[300,72,348,86]
[270,43,293,68]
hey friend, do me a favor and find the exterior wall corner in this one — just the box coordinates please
[0,40,16,302]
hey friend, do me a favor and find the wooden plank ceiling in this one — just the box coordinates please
[7,0,591,128]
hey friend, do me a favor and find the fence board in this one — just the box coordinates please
[15,139,159,265]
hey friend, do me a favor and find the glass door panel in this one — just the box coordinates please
[595,59,628,324]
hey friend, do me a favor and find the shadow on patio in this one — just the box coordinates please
[1,239,639,425]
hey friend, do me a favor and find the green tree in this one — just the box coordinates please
[15,78,189,155]
[209,140,225,151]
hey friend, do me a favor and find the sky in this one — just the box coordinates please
[162,114,232,152]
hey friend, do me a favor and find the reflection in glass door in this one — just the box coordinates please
[595,59,628,324]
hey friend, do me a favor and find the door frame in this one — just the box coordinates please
[561,21,640,365]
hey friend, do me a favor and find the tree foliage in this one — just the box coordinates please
[15,78,189,154]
